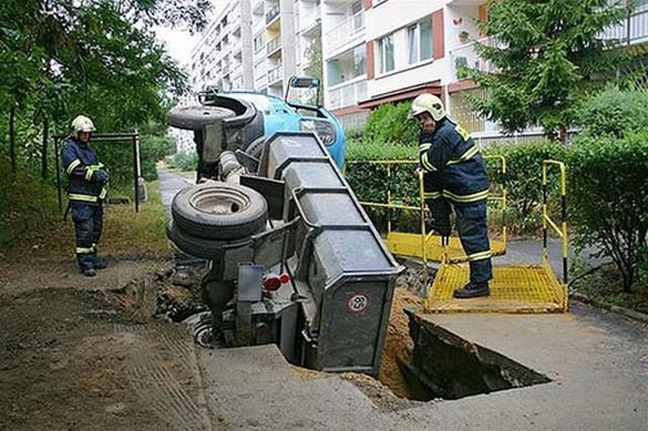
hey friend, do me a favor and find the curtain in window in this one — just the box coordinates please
[385,35,394,72]
[408,25,418,64]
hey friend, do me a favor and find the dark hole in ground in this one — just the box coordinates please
[375,260,551,402]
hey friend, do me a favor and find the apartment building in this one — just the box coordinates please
[174,0,647,152]
[323,0,648,137]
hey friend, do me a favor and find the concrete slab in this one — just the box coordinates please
[405,303,648,430]
[195,344,428,430]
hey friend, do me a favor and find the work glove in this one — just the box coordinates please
[92,169,109,184]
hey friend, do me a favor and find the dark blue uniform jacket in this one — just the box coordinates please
[419,118,489,203]
[61,138,106,204]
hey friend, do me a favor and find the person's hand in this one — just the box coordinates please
[92,169,109,184]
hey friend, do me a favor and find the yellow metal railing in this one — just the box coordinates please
[345,157,508,275]
[542,160,568,286]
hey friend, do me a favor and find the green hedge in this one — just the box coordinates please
[364,102,418,145]
[167,152,198,172]
[567,132,648,292]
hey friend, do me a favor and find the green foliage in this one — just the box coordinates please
[364,102,418,145]
[304,27,324,106]
[465,0,628,137]
[140,134,176,181]
[567,132,648,292]
[0,0,208,181]
[576,87,648,137]
[346,137,417,161]
[484,141,566,234]
[167,152,198,172]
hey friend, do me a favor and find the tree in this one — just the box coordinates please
[305,27,324,106]
[464,0,629,139]
[0,0,209,180]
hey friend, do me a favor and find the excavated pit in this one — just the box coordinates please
[117,261,551,405]
[376,261,551,402]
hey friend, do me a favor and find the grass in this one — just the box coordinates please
[2,180,171,264]
[570,263,648,314]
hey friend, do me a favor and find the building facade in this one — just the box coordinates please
[173,0,648,153]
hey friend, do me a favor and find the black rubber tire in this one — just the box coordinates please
[167,105,235,131]
[172,182,268,240]
[166,221,227,259]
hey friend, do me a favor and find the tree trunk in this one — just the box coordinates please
[9,105,16,175]
[41,116,49,180]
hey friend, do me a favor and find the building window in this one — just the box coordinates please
[353,45,366,76]
[377,34,394,74]
[408,19,433,65]
[449,88,486,134]
[254,33,265,52]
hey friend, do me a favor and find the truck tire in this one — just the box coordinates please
[166,221,227,259]
[172,183,268,240]
[167,105,235,131]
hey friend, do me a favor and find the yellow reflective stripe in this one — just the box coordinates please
[85,167,94,181]
[69,193,98,203]
[99,187,107,200]
[420,153,437,172]
[442,189,489,203]
[76,247,94,254]
[66,159,81,175]
[424,192,442,199]
[87,163,104,170]
[468,250,492,261]
[419,143,431,153]
[447,145,480,165]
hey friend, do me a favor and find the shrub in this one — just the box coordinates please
[140,134,176,181]
[567,132,648,292]
[577,87,648,138]
[364,102,418,145]
[167,152,198,172]
[484,141,566,234]
[346,137,417,161]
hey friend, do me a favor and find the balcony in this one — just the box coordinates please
[327,77,367,110]
[326,11,365,54]
[448,37,500,83]
[299,6,320,34]
[268,64,283,85]
[602,7,648,46]
[267,35,282,55]
[252,0,264,15]
[222,63,231,75]
[266,5,280,25]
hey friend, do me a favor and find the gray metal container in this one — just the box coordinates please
[260,132,402,375]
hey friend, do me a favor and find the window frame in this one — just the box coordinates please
[377,33,395,75]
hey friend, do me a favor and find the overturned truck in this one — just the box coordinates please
[167,90,401,375]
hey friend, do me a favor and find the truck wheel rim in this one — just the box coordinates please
[189,188,250,215]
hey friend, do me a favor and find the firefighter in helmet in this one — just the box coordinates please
[410,94,493,298]
[61,115,108,277]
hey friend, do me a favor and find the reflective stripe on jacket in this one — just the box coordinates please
[419,119,489,204]
[62,138,106,204]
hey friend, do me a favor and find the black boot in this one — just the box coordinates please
[453,281,490,298]
[82,268,97,277]
[94,257,107,269]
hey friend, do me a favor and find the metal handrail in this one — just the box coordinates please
[542,160,568,285]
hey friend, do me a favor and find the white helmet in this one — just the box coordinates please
[409,94,445,122]
[71,115,96,134]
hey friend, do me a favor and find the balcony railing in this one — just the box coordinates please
[267,35,281,53]
[326,11,365,53]
[222,63,230,75]
[327,77,367,110]
[266,5,280,24]
[299,7,320,33]
[268,65,283,84]
[448,37,500,83]
[602,7,648,45]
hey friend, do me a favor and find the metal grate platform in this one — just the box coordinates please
[425,262,568,313]
[385,232,506,263]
